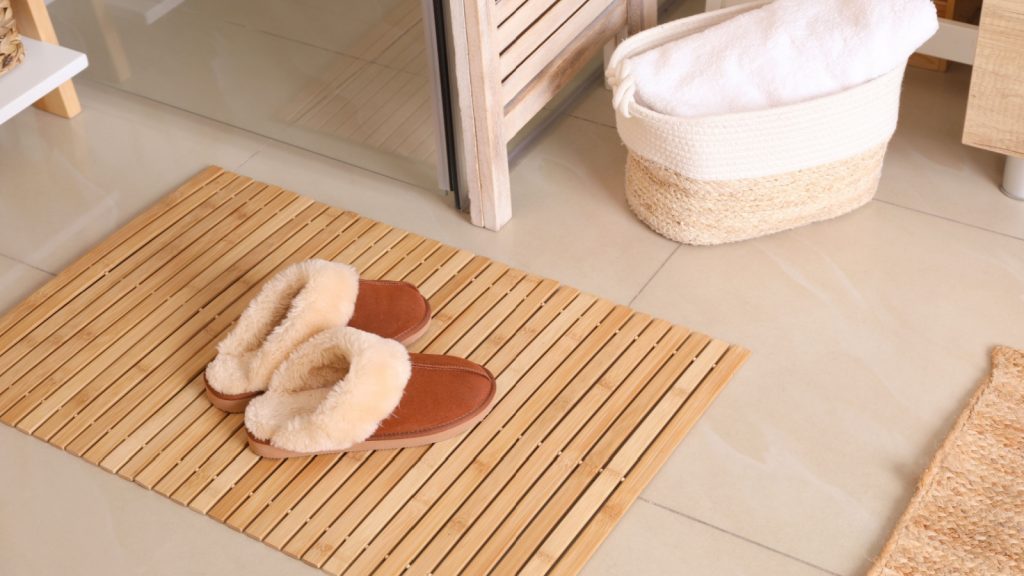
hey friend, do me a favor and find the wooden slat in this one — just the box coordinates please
[499,0,592,76]
[497,0,534,24]
[502,0,624,123]
[497,0,564,52]
[547,346,750,574]
[8,185,303,434]
[0,167,748,576]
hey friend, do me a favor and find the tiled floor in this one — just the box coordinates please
[2,51,1024,576]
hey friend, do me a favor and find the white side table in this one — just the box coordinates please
[0,37,87,124]
[0,0,87,125]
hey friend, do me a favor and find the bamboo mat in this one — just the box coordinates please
[0,167,749,575]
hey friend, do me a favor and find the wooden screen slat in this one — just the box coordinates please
[497,0,563,52]
[501,0,617,104]
[503,0,626,136]
[499,0,590,75]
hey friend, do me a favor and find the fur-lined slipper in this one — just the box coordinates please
[244,327,496,458]
[205,260,431,412]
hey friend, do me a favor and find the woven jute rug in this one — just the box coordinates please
[0,167,748,575]
[869,346,1024,576]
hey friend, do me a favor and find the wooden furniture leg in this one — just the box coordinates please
[10,0,82,118]
[1003,156,1024,200]
[450,0,511,231]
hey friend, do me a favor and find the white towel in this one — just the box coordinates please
[628,0,938,118]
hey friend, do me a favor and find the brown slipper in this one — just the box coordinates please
[204,260,430,413]
[244,328,495,459]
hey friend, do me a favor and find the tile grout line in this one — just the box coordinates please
[628,244,681,308]
[872,197,1024,244]
[639,497,843,576]
[565,112,616,130]
[0,252,57,277]
[234,149,263,172]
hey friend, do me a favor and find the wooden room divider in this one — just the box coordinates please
[449,0,656,230]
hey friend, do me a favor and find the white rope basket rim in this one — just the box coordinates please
[606,1,906,181]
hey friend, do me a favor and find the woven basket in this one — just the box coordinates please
[1,0,25,79]
[606,2,905,245]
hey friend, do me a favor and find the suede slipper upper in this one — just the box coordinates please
[244,327,495,458]
[204,259,430,411]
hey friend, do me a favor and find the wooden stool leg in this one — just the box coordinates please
[10,0,82,118]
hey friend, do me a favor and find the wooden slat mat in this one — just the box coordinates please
[0,167,748,575]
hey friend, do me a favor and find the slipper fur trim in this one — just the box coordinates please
[205,260,359,396]
[244,327,412,454]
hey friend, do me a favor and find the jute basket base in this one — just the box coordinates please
[625,144,888,245]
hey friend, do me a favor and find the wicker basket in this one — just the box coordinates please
[605,2,906,245]
[1,0,25,78]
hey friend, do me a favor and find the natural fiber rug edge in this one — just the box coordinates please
[867,345,1024,576]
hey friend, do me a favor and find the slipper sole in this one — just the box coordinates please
[245,394,495,459]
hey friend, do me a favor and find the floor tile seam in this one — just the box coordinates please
[638,497,844,576]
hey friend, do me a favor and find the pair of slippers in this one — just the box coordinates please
[204,260,496,459]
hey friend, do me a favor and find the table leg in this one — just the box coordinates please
[1002,155,1024,200]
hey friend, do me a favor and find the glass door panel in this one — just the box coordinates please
[49,0,449,192]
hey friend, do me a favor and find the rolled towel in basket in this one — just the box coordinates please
[627,0,938,118]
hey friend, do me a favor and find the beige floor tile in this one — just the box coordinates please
[0,256,52,314]
[0,81,268,274]
[583,499,833,576]
[632,201,1024,574]
[238,114,678,304]
[878,65,1024,240]
[0,426,314,576]
[566,82,617,128]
